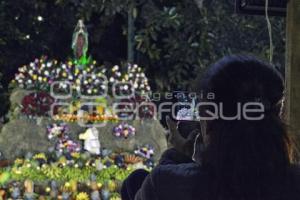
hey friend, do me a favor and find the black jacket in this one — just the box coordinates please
[133,149,300,200]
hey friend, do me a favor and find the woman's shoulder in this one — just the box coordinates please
[289,164,300,183]
[147,163,208,199]
[152,162,203,177]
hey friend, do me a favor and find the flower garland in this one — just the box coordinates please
[52,114,118,123]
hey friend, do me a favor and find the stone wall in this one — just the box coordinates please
[0,89,168,160]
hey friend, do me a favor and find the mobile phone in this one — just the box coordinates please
[172,91,200,138]
[173,91,197,121]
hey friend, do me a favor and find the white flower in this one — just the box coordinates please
[112,65,119,71]
[109,77,115,82]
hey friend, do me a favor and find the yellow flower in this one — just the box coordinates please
[76,192,90,200]
[32,75,37,80]
[45,187,51,193]
[110,197,121,200]
[64,182,71,188]
[14,158,24,165]
[33,153,47,161]
[71,152,80,159]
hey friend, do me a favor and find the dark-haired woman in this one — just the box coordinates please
[121,55,300,200]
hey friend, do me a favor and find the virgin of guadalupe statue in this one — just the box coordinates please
[72,20,89,66]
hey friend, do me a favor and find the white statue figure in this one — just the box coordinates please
[79,127,101,155]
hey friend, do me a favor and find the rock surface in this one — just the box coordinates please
[0,89,168,160]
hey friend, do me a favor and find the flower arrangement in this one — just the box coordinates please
[13,56,107,96]
[134,145,154,159]
[56,138,81,155]
[14,57,59,91]
[112,122,136,139]
[46,123,81,156]
[0,148,151,199]
[47,123,69,139]
[76,192,90,200]
[109,64,151,96]
[13,57,151,97]
[21,91,54,117]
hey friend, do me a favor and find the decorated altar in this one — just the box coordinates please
[0,20,167,200]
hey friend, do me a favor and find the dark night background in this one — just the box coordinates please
[0,0,286,117]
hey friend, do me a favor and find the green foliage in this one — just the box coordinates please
[6,162,134,184]
[0,0,285,96]
[135,1,285,91]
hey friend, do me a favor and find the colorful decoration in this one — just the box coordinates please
[53,113,118,123]
[14,57,59,90]
[47,123,69,139]
[76,192,90,200]
[72,20,89,65]
[46,123,81,158]
[21,92,54,117]
[109,64,151,96]
[5,17,157,200]
[0,148,150,199]
[13,57,151,98]
[112,122,136,139]
[124,154,143,164]
[79,127,101,155]
[134,145,154,159]
[13,56,107,96]
[56,138,81,156]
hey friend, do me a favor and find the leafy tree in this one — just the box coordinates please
[0,0,285,116]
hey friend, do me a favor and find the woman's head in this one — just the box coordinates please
[199,55,284,119]
[195,55,295,199]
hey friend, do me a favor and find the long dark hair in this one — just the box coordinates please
[197,55,296,200]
